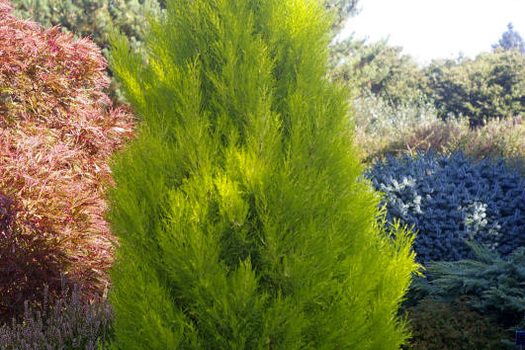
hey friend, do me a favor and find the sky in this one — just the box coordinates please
[339,0,525,65]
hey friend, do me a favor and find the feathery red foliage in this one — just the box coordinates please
[0,0,135,322]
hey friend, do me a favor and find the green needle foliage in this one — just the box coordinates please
[107,0,418,349]
[13,0,162,52]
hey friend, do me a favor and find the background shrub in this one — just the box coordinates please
[454,117,525,175]
[330,39,428,107]
[352,92,525,175]
[351,90,447,163]
[399,116,525,171]
[424,50,525,127]
[0,0,134,322]
[13,0,162,53]
[367,152,525,263]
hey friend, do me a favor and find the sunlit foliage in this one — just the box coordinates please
[107,0,418,348]
[0,0,134,322]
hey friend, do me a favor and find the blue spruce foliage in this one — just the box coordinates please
[366,152,525,263]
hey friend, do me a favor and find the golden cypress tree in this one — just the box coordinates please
[108,0,418,348]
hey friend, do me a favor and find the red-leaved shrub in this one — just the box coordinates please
[0,0,134,322]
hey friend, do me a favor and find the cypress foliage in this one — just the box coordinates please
[108,0,418,348]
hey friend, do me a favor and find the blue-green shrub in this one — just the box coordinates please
[426,242,525,328]
[367,152,525,263]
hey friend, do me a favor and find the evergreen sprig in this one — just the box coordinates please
[427,242,525,328]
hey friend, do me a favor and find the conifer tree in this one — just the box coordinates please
[108,0,418,348]
[13,0,162,52]
[493,23,525,54]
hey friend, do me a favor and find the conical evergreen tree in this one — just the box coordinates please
[107,0,418,349]
[493,23,525,54]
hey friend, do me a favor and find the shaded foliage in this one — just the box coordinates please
[403,296,507,350]
[0,192,66,323]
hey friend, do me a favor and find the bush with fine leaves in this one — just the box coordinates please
[367,152,525,263]
[0,0,134,322]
